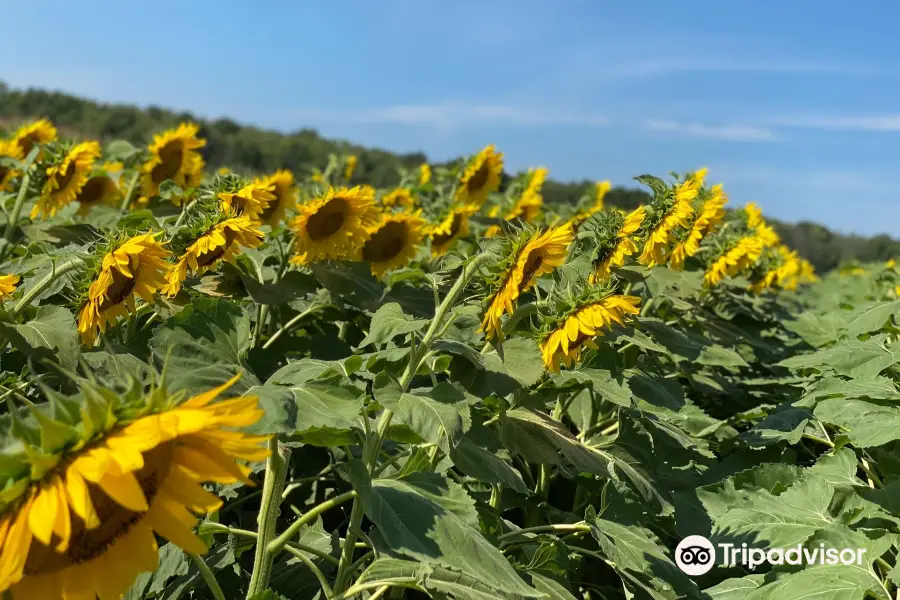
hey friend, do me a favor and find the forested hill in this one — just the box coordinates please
[0,83,895,272]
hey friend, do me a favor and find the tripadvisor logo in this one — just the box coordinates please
[674,535,868,576]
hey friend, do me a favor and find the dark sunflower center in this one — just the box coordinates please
[432,213,464,246]
[151,140,185,184]
[53,161,78,193]
[98,266,137,311]
[0,165,9,183]
[260,190,284,220]
[23,442,174,574]
[466,161,491,194]
[16,134,41,158]
[76,177,107,205]
[307,198,348,240]
[363,221,407,263]
[519,252,544,292]
[196,228,236,267]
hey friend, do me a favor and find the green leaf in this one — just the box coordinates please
[589,517,703,599]
[450,436,528,493]
[777,340,895,378]
[742,565,888,600]
[553,369,633,408]
[452,337,544,397]
[350,468,540,597]
[846,300,900,337]
[240,270,320,305]
[243,384,297,435]
[738,404,812,447]
[358,302,428,349]
[782,311,847,347]
[283,374,365,435]
[0,305,79,370]
[814,398,900,448]
[375,374,471,454]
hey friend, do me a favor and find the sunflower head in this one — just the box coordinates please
[0,370,269,599]
[0,273,20,302]
[360,211,427,277]
[426,205,477,257]
[32,141,102,220]
[289,185,382,265]
[479,223,575,341]
[217,178,276,223]
[140,123,207,204]
[419,163,432,186]
[163,215,264,297]
[11,118,57,160]
[255,170,297,226]
[75,231,172,346]
[380,187,417,212]
[74,163,123,216]
[343,154,358,180]
[0,140,22,192]
[455,144,504,208]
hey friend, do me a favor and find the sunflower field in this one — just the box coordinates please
[3,118,900,600]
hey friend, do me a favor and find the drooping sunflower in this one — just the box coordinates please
[11,118,57,159]
[481,224,574,341]
[540,295,641,372]
[455,145,504,208]
[0,140,21,192]
[140,123,206,202]
[360,211,427,277]
[163,216,264,296]
[0,274,20,302]
[667,186,728,271]
[256,170,297,226]
[289,186,382,265]
[218,181,276,223]
[74,163,123,216]
[32,141,102,219]
[419,163,432,186]
[638,173,701,267]
[484,167,548,238]
[381,187,417,211]
[78,232,172,347]
[427,206,476,257]
[704,235,765,286]
[0,373,269,600]
[589,206,646,283]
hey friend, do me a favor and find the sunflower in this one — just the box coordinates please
[140,123,206,203]
[218,181,276,223]
[427,206,475,256]
[0,140,21,192]
[456,145,504,208]
[381,188,417,211]
[540,295,641,372]
[704,235,765,286]
[589,206,646,283]
[256,170,297,226]
[289,186,381,265]
[638,180,696,267]
[344,155,358,180]
[419,163,431,186]
[667,188,727,271]
[0,274,20,302]
[78,232,172,347]
[32,141,102,220]
[481,224,574,341]
[0,373,269,600]
[163,216,264,296]
[361,211,427,277]
[11,118,57,159]
[75,164,123,216]
[484,168,548,237]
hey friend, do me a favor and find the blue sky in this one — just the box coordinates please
[3,1,899,235]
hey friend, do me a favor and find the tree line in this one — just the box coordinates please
[0,83,894,272]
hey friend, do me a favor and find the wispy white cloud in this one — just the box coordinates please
[290,102,610,130]
[642,120,778,142]
[605,58,883,79]
[767,114,900,132]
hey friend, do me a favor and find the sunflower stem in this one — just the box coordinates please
[333,254,489,593]
[189,553,226,600]
[117,171,141,217]
[10,258,84,318]
[1,148,38,259]
[246,438,290,599]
